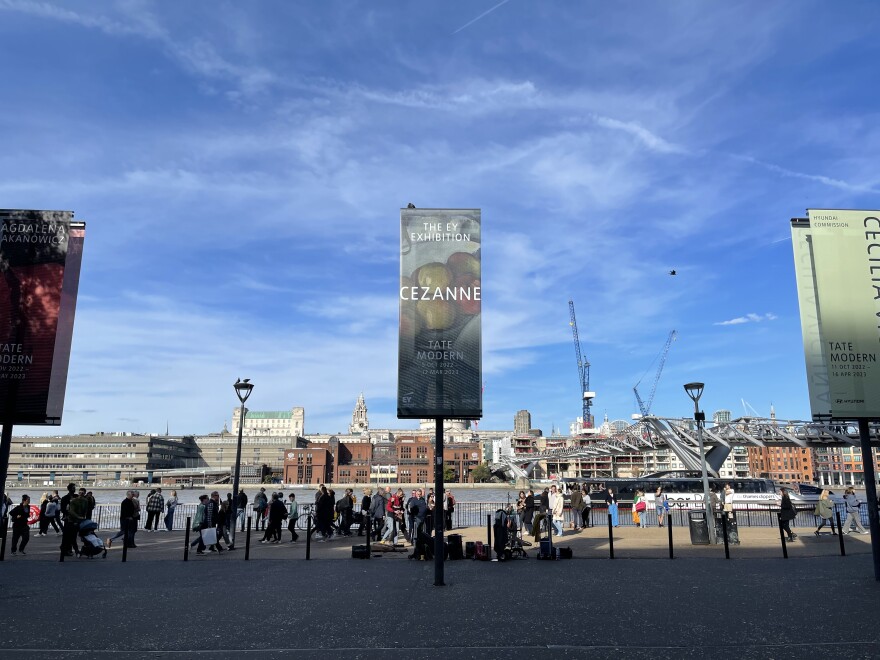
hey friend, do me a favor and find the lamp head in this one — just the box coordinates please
[683,382,704,404]
[234,378,254,403]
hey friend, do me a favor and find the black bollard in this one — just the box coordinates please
[721,513,730,559]
[778,518,788,559]
[607,513,614,559]
[245,516,252,561]
[306,514,312,560]
[486,514,491,551]
[0,516,7,561]
[365,513,371,559]
[667,511,674,560]
[836,510,846,557]
[184,516,191,561]
[122,539,128,563]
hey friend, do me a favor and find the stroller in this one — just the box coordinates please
[78,520,107,559]
[493,507,527,560]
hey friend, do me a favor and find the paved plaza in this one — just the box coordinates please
[1,523,879,659]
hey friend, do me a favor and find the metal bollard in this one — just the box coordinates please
[245,516,252,561]
[184,516,191,561]
[0,517,7,561]
[365,514,371,559]
[667,512,674,560]
[778,518,788,559]
[306,514,312,560]
[486,514,492,550]
[836,510,846,557]
[607,513,614,559]
[721,513,730,559]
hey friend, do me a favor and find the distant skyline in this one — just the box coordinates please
[1,1,878,436]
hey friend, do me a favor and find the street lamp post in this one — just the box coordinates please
[230,378,253,550]
[684,382,716,544]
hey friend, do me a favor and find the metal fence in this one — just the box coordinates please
[3,501,872,531]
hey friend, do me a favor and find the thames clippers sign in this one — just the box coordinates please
[0,210,85,425]
[398,208,482,419]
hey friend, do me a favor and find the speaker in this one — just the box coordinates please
[559,547,573,559]
[447,534,464,560]
[351,545,369,559]
[465,541,476,559]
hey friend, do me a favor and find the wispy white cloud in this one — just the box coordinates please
[592,115,687,154]
[714,313,778,326]
[453,0,512,34]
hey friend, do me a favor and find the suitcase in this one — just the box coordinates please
[558,547,573,559]
[474,541,490,561]
[351,544,369,559]
[538,539,557,560]
[447,534,464,560]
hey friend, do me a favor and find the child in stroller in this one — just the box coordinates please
[78,520,107,559]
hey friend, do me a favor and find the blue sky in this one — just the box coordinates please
[2,1,879,436]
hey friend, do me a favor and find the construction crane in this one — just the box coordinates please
[568,299,595,430]
[633,330,677,417]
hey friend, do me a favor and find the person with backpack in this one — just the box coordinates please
[843,486,868,535]
[235,489,248,532]
[813,489,836,536]
[38,492,60,536]
[253,488,268,530]
[570,485,584,531]
[370,488,387,539]
[358,489,372,536]
[336,488,354,537]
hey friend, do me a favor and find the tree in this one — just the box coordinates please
[443,464,456,482]
[470,463,492,483]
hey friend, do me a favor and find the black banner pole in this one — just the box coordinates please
[857,418,880,580]
[434,416,445,586]
[0,424,13,528]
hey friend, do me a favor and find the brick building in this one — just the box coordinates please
[747,446,816,484]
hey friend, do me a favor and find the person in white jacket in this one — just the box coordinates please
[550,485,564,537]
[842,487,868,535]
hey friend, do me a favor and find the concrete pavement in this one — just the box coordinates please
[1,521,879,659]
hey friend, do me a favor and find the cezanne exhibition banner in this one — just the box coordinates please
[808,208,880,419]
[398,209,481,419]
[0,209,86,425]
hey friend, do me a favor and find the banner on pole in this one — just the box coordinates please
[0,209,86,425]
[398,209,482,419]
[790,219,832,419]
[797,209,880,419]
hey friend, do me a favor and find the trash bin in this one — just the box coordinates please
[688,511,710,545]
[715,512,740,545]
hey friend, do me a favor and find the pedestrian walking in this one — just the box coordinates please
[842,486,869,535]
[106,491,138,549]
[778,487,798,541]
[190,494,209,554]
[164,490,178,531]
[9,494,31,556]
[813,490,836,536]
[253,488,268,530]
[131,490,142,546]
[605,488,619,527]
[570,486,583,530]
[145,488,164,531]
[59,483,79,556]
[370,488,387,539]
[205,491,226,552]
[287,493,300,542]
[337,488,354,537]
[634,489,647,528]
[38,492,60,536]
[582,486,593,528]
[655,487,667,527]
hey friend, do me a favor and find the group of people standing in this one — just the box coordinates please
[364,486,456,546]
